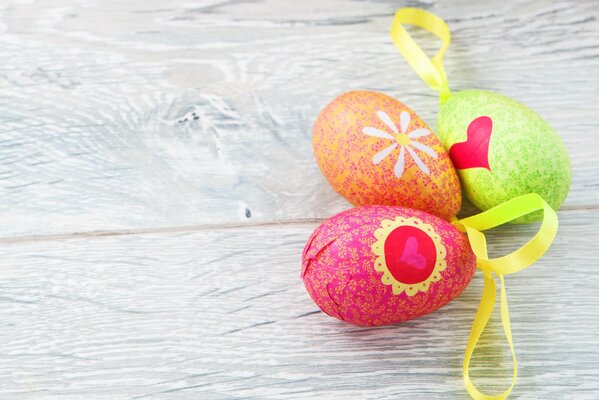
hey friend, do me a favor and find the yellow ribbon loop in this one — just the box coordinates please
[390,8,452,103]
[453,193,558,399]
[388,9,558,397]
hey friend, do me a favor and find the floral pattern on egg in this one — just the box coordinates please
[313,90,461,220]
[363,110,438,177]
[437,89,571,222]
[301,206,476,326]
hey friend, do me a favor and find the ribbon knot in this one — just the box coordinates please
[452,193,558,399]
[390,8,560,397]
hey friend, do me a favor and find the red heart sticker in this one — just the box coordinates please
[384,226,437,284]
[448,116,493,170]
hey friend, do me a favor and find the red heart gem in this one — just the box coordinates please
[448,116,493,170]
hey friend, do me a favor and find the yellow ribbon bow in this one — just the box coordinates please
[390,9,560,398]
[452,193,558,399]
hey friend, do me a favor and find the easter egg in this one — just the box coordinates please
[437,90,571,222]
[301,206,476,326]
[313,90,461,220]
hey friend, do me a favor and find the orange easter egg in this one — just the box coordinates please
[313,91,461,220]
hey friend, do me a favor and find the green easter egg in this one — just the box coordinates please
[437,90,570,223]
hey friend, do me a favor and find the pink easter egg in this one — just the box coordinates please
[301,206,476,326]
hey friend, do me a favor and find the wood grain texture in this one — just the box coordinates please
[0,0,598,399]
[0,0,597,236]
[0,210,598,399]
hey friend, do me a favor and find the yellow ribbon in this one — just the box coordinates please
[389,9,559,397]
[452,193,558,399]
[390,8,452,103]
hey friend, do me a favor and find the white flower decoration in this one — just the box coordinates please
[362,110,438,178]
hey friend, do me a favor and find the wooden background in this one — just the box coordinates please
[0,0,598,398]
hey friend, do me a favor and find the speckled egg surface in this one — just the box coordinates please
[301,206,476,326]
[313,90,461,220]
[437,89,571,222]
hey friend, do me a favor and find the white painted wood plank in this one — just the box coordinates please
[0,0,597,236]
[0,210,597,399]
